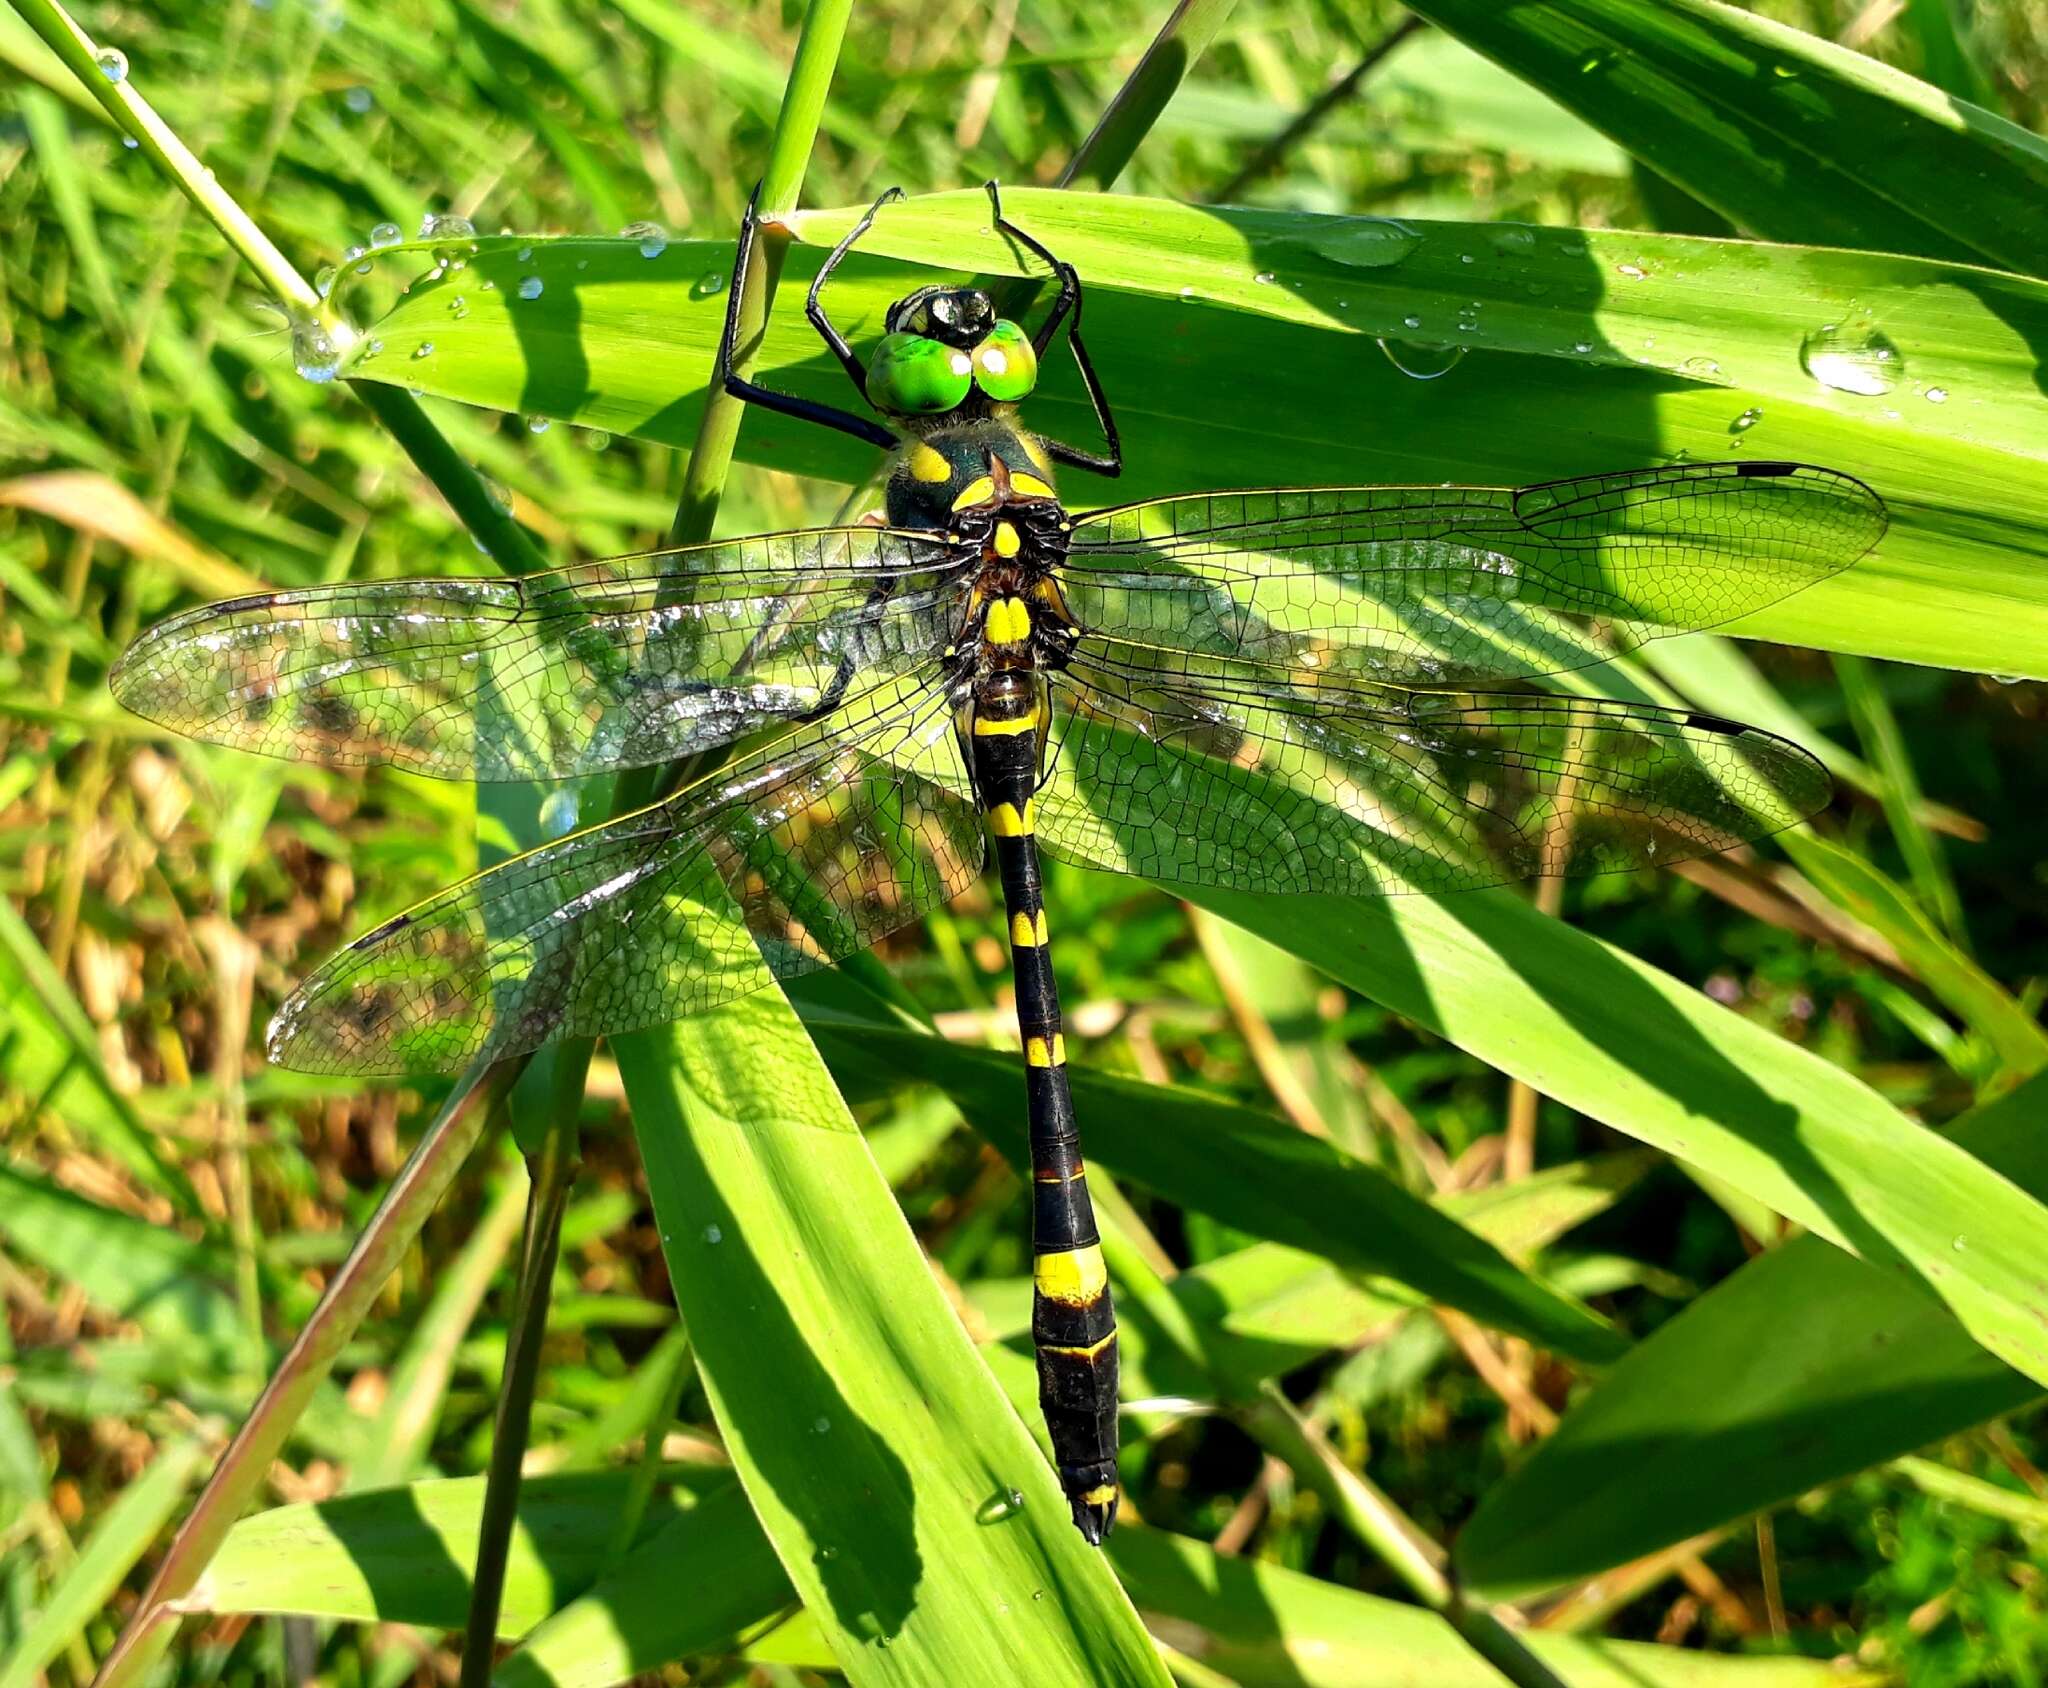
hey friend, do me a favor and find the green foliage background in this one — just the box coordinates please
[2,0,2046,1685]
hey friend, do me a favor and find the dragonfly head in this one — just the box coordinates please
[868,287,1039,417]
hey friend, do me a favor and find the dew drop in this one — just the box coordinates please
[518,275,544,300]
[289,319,340,384]
[704,1223,723,1244]
[1253,270,1275,285]
[976,1487,1027,1524]
[525,413,549,433]
[1458,252,1475,265]
[1924,385,1949,403]
[1729,405,1762,432]
[583,428,611,451]
[813,1416,831,1434]
[1401,314,1422,330]
[314,264,337,299]
[448,295,469,319]
[1376,338,1466,381]
[516,244,533,262]
[121,135,139,149]
[369,221,402,249]
[95,46,128,84]
[1679,354,1722,379]
[411,341,435,359]
[1798,318,1902,397]
[1178,285,1195,301]
[1952,1234,1968,1252]
[1572,340,1593,355]
[344,85,373,113]
[1298,215,1419,269]
[1616,261,1648,280]
[692,270,727,299]
[619,219,668,258]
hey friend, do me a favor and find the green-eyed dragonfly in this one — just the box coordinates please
[113,184,1887,1543]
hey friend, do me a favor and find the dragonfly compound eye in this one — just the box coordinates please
[972,320,1038,402]
[868,330,974,415]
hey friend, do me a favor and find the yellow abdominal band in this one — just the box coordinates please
[1034,1243,1107,1304]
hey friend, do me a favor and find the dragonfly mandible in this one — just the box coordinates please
[113,183,1888,1543]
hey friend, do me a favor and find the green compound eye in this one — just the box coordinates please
[971,320,1038,402]
[867,332,974,414]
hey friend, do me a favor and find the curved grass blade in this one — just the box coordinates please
[1455,1069,2048,1601]
[1405,0,2048,274]
[1178,885,2048,1394]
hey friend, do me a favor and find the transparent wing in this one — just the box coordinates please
[265,674,982,1075]
[112,526,969,780]
[1063,461,1885,688]
[1037,640,1830,897]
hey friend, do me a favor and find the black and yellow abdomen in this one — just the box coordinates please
[968,662,1121,1542]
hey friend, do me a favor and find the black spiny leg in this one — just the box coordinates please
[985,181,1122,479]
[719,186,899,452]
[807,186,905,403]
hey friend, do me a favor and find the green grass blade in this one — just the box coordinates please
[611,991,1172,1687]
[1455,1069,2048,1601]
[0,1439,207,1688]
[1180,885,2048,1393]
[1404,0,2048,274]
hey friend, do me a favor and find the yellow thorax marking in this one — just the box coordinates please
[1025,1033,1068,1068]
[1010,908,1049,946]
[908,443,951,484]
[1034,1243,1107,1304]
[1012,472,1055,498]
[983,596,1032,645]
[993,520,1021,558]
[951,475,996,511]
[1081,1484,1119,1505]
[988,798,1036,836]
[974,709,1038,738]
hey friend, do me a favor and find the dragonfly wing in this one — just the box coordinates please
[1037,642,1830,896]
[113,526,967,780]
[266,675,983,1075]
[1061,462,1884,688]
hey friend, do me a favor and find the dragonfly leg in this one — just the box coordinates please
[719,185,899,451]
[985,181,1122,480]
[807,186,904,403]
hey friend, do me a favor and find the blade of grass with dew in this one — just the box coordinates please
[1455,1067,2048,1601]
[345,201,2048,678]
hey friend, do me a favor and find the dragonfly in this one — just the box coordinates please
[113,183,1887,1544]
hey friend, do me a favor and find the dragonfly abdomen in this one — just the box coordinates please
[970,673,1121,1543]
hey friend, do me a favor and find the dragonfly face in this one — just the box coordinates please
[113,179,1888,1546]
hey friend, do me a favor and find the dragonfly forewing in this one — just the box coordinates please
[1060,461,1884,690]
[112,526,970,781]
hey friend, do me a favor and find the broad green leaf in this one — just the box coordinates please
[1455,1069,2048,1601]
[191,1472,707,1633]
[1179,886,2048,1393]
[1782,831,2048,1082]
[343,198,2048,679]
[0,1439,207,1688]
[1406,0,2048,275]
[612,990,1171,1688]
[808,1017,1627,1364]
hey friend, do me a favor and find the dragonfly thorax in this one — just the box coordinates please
[885,419,1062,531]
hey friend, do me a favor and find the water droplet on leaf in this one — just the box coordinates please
[518,275,544,300]
[1798,319,1901,397]
[976,1487,1027,1524]
[369,221,402,249]
[290,319,339,383]
[1729,405,1762,432]
[95,47,128,84]
[619,219,668,258]
[1376,339,1466,381]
